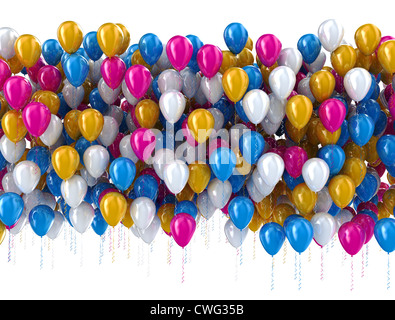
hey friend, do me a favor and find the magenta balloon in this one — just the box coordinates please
[255,34,282,67]
[0,60,11,91]
[356,201,378,215]
[22,102,51,137]
[124,64,152,99]
[181,117,198,147]
[351,214,375,244]
[3,75,33,110]
[196,44,223,79]
[130,128,156,162]
[166,35,193,72]
[100,56,126,90]
[338,221,366,256]
[318,98,346,133]
[37,65,62,92]
[170,212,196,248]
[283,146,308,178]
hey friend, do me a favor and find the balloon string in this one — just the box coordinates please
[51,239,55,270]
[351,256,354,292]
[80,234,84,267]
[366,243,369,269]
[8,233,11,263]
[271,256,275,291]
[112,227,115,264]
[320,247,324,281]
[308,246,312,263]
[387,253,391,290]
[361,246,365,278]
[235,248,239,282]
[99,235,103,265]
[283,240,287,264]
[40,236,43,270]
[181,247,185,284]
[253,232,256,260]
[294,252,297,281]
[298,253,302,291]
[127,231,131,260]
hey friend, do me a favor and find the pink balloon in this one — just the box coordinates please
[22,102,51,137]
[196,44,223,79]
[170,212,196,248]
[101,56,126,90]
[338,221,366,256]
[318,98,346,133]
[37,65,62,92]
[27,57,46,83]
[357,201,378,215]
[0,60,11,91]
[351,214,375,244]
[130,128,156,162]
[376,36,395,54]
[283,146,308,178]
[181,117,198,146]
[3,76,33,110]
[124,64,152,99]
[166,35,193,72]
[255,34,282,67]
[108,132,125,159]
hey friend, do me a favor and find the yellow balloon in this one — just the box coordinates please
[57,21,83,54]
[377,40,395,74]
[31,90,60,115]
[122,199,135,228]
[222,67,249,102]
[1,109,27,142]
[309,70,335,103]
[64,110,82,141]
[273,203,296,226]
[116,23,130,56]
[245,37,253,51]
[100,192,127,227]
[14,34,41,68]
[176,183,195,202]
[51,146,80,180]
[292,183,317,215]
[355,48,373,70]
[188,162,211,194]
[97,23,124,58]
[355,24,381,56]
[187,108,215,143]
[78,108,104,142]
[285,95,313,129]
[330,45,357,77]
[328,175,356,208]
[340,157,366,187]
[220,50,238,74]
[157,203,175,234]
[135,99,159,129]
[0,221,6,246]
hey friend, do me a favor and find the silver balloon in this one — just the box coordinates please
[155,48,172,71]
[98,116,119,147]
[260,116,282,135]
[130,197,156,230]
[83,145,110,178]
[180,67,201,98]
[197,190,217,220]
[2,172,22,195]
[229,123,248,150]
[23,189,42,216]
[257,152,284,187]
[314,187,333,213]
[224,219,248,248]
[80,167,98,187]
[152,148,175,180]
[98,78,121,105]
[69,201,95,234]
[158,69,183,93]
[125,112,138,132]
[163,160,189,194]
[268,66,296,101]
[13,160,41,194]
[207,178,232,209]
[105,105,124,126]
[40,192,56,210]
[62,82,85,109]
[344,67,372,102]
[61,175,87,208]
[0,27,18,59]
[317,19,344,52]
[119,134,139,163]
[306,51,326,74]
[302,158,330,192]
[39,114,63,147]
[277,48,303,74]
[193,81,208,106]
[242,89,270,125]
[297,77,316,103]
[310,212,336,247]
[335,209,354,231]
[200,73,223,104]
[9,212,27,235]
[159,89,186,124]
[266,93,286,124]
[47,211,65,240]
[122,79,139,105]
[88,58,103,85]
[138,215,160,244]
[0,135,26,164]
[252,168,275,197]
[246,176,265,203]
[208,108,224,133]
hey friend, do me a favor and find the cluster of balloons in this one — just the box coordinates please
[0,20,395,264]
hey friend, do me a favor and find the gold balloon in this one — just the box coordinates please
[14,34,41,68]
[273,203,296,226]
[234,147,252,175]
[57,21,83,54]
[249,210,264,232]
[116,23,130,56]
[0,95,8,119]
[388,172,395,186]
[188,162,211,194]
[383,189,395,213]
[354,23,381,56]
[176,183,195,202]
[187,108,215,143]
[255,193,276,220]
[157,203,175,234]
[0,221,6,246]
[343,141,366,160]
[370,52,383,75]
[340,157,366,187]
[330,45,357,77]
[31,90,60,115]
[285,118,308,143]
[222,67,249,102]
[306,116,321,146]
[236,48,254,68]
[299,139,318,159]
[78,108,104,142]
[122,199,135,228]
[316,120,341,146]
[64,110,82,141]
[364,135,379,164]
[377,40,395,74]
[97,23,124,58]
[377,201,391,220]
[245,37,253,51]
[285,95,313,129]
[1,110,27,142]
[131,49,151,69]
[220,50,238,74]
[51,146,80,180]
[135,99,159,128]
[309,70,335,103]
[100,192,127,227]
[328,175,356,209]
[355,48,373,70]
[292,183,317,215]
[260,62,278,87]
[0,55,24,74]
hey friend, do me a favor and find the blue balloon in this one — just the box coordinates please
[63,53,90,87]
[175,200,198,219]
[0,150,7,171]
[57,92,72,118]
[186,35,204,72]
[89,88,109,114]
[26,146,51,175]
[84,186,94,205]
[209,147,237,182]
[283,214,304,230]
[336,120,350,147]
[348,113,375,146]
[243,65,263,91]
[58,198,73,227]
[328,201,341,216]
[374,218,395,253]
[133,174,158,201]
[228,196,254,230]
[239,131,265,164]
[109,157,136,191]
[373,110,387,136]
[356,171,379,202]
[297,34,321,64]
[283,169,304,191]
[333,95,349,115]
[317,144,345,175]
[259,222,286,256]
[360,74,377,103]
[356,99,380,124]
[377,134,395,166]
[228,174,247,193]
[386,163,395,177]
[212,97,235,124]
[284,217,313,253]
[46,170,63,197]
[235,99,250,123]
[91,208,108,236]
[29,205,55,237]
[0,192,24,227]
[152,75,162,100]
[75,137,98,166]
[42,39,64,66]
[138,33,163,66]
[223,22,249,55]
[83,31,103,61]
[76,48,90,61]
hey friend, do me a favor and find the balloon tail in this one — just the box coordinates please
[387,253,391,290]
[271,256,275,291]
[127,231,131,260]
[51,239,55,270]
[366,243,369,269]
[80,234,84,267]
[205,218,209,250]
[167,237,172,265]
[235,247,239,282]
[112,227,115,264]
[308,246,312,263]
[239,243,243,266]
[294,252,298,281]
[73,229,77,255]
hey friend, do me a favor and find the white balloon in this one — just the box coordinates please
[302,158,330,192]
[268,66,296,100]
[0,135,26,164]
[39,114,63,147]
[138,215,160,244]
[62,82,85,109]
[335,209,354,231]
[196,190,217,220]
[257,152,285,187]
[317,19,344,52]
[88,58,103,85]
[47,211,65,240]
[208,108,224,132]
[98,78,121,105]
[163,160,189,194]
[252,168,275,197]
[266,93,286,124]
[13,160,41,194]
[69,201,94,234]
[119,134,139,163]
[229,123,248,150]
[2,172,22,195]
[306,51,326,74]
[0,27,19,59]
[207,178,232,209]
[224,219,248,248]
[242,89,270,124]
[246,176,265,203]
[277,48,303,74]
[155,48,172,71]
[9,212,27,235]
[130,224,141,238]
[297,77,316,103]
[158,69,183,93]
[153,148,174,180]
[159,89,186,124]
[40,192,56,210]
[122,79,139,105]
[83,145,110,178]
[310,212,336,247]
[194,81,208,106]
[61,175,87,208]
[22,189,42,216]
[98,116,118,147]
[130,197,156,230]
[200,73,223,104]
[180,67,200,98]
[80,167,98,187]
[260,116,282,135]
[344,67,372,102]
[105,105,123,126]
[314,187,333,213]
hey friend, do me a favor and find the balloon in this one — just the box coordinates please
[354,23,381,56]
[69,201,94,233]
[159,90,186,124]
[187,108,215,144]
[166,35,193,71]
[284,217,313,253]
[124,64,152,100]
[77,108,104,142]
[83,31,103,61]
[139,33,163,66]
[0,60,11,90]
[46,210,65,240]
[344,67,372,102]
[309,70,335,103]
[377,135,395,167]
[26,146,51,175]
[257,152,284,187]
[174,200,198,220]
[317,144,345,175]
[100,192,127,227]
[0,135,26,164]
[348,113,374,146]
[63,53,89,88]
[196,190,216,220]
[356,170,379,202]
[83,145,109,178]
[13,160,41,194]
[209,147,237,182]
[22,102,51,137]
[1,109,27,142]
[196,44,223,79]
[223,22,248,55]
[14,34,41,68]
[57,21,83,54]
[163,160,189,194]
[138,215,160,244]
[283,146,308,178]
[317,19,344,52]
[374,218,395,253]
[259,222,285,256]
[0,27,19,59]
[310,212,336,247]
[297,34,321,64]
[222,67,249,102]
[187,162,211,194]
[97,116,118,147]
[3,75,32,110]
[224,219,248,248]
[100,56,126,89]
[268,66,296,100]
[97,23,124,58]
[273,203,296,226]
[228,196,254,230]
[338,221,366,256]
[91,208,108,236]
[277,48,303,74]
[61,174,87,208]
[328,174,356,208]
[170,212,196,248]
[352,213,375,244]
[130,128,156,162]
[292,182,317,215]
[285,95,313,129]
[37,65,62,92]
[0,192,24,227]
[109,157,136,191]
[242,89,270,124]
[207,178,232,209]
[318,98,346,133]
[256,34,282,67]
[130,196,156,230]
[377,40,395,74]
[239,131,265,165]
[29,205,55,237]
[330,45,357,77]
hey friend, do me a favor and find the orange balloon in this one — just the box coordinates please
[330,45,357,77]
[1,110,27,142]
[135,99,159,128]
[187,108,215,143]
[188,162,211,194]
[78,108,104,142]
[31,90,60,115]
[285,95,313,129]
[309,70,335,103]
[328,175,356,208]
[292,183,317,215]
[64,110,82,141]
[14,34,41,68]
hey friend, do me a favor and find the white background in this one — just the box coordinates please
[0,0,394,300]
